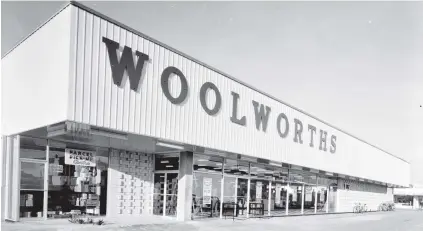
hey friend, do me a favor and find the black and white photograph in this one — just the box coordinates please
[1,1,422,231]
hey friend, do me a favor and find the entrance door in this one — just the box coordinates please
[236,178,248,217]
[153,172,178,216]
[19,159,47,219]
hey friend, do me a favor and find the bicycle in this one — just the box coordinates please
[353,203,363,213]
[353,203,368,213]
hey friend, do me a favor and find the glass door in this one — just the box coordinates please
[271,181,288,216]
[19,159,47,219]
[236,178,248,217]
[165,173,178,216]
[153,172,178,217]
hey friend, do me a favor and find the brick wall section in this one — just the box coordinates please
[107,150,154,217]
[336,179,393,212]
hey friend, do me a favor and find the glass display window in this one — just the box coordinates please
[223,159,249,177]
[20,137,47,160]
[47,141,109,218]
[192,171,222,219]
[194,154,223,174]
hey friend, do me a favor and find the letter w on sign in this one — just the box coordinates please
[102,37,149,91]
[252,101,271,132]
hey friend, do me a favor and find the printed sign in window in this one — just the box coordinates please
[203,178,212,205]
[256,182,263,200]
[65,148,96,167]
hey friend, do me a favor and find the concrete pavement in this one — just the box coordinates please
[2,210,423,231]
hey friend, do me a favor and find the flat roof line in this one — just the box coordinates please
[1,2,72,59]
[4,1,408,164]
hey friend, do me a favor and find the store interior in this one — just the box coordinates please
[17,123,339,220]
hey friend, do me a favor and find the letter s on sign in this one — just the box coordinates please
[330,135,337,153]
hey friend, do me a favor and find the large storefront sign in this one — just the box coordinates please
[65,148,96,167]
[102,37,338,154]
[203,178,212,205]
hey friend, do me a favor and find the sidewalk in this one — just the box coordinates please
[2,211,419,231]
[1,215,179,231]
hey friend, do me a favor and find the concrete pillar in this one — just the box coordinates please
[3,136,20,221]
[1,136,6,221]
[326,187,329,213]
[176,151,193,221]
[246,178,250,218]
[314,188,318,214]
[301,184,305,214]
[285,183,289,215]
[268,181,272,216]
[314,176,319,214]
[220,175,224,218]
[234,178,238,217]
[413,196,419,210]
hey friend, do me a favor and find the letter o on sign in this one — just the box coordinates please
[161,66,188,104]
[200,82,222,115]
[277,113,289,138]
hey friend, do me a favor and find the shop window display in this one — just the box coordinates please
[249,164,273,216]
[222,159,249,218]
[19,137,47,218]
[192,155,223,219]
[269,167,289,216]
[47,144,108,218]
[20,137,47,160]
[19,161,45,218]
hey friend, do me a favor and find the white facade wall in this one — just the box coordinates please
[66,6,409,186]
[337,189,393,213]
[394,187,423,196]
[1,6,72,136]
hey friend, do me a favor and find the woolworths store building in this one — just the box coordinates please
[1,2,410,222]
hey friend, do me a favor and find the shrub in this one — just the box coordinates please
[94,219,105,225]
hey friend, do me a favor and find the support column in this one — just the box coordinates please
[301,184,305,215]
[314,177,318,214]
[176,151,193,221]
[285,183,289,215]
[413,196,419,210]
[246,178,250,218]
[43,141,49,220]
[268,181,272,216]
[0,136,6,221]
[163,173,167,216]
[5,135,20,221]
[220,171,224,218]
[234,177,238,217]
[326,187,329,213]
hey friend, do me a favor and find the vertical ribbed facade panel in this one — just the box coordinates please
[68,6,409,187]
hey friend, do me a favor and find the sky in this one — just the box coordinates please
[2,1,422,184]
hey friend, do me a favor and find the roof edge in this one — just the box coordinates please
[1,1,72,59]
[65,1,408,164]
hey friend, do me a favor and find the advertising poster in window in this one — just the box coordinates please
[203,178,212,205]
[256,181,263,199]
[305,187,313,202]
[65,148,96,167]
[275,183,282,204]
[293,187,297,201]
[320,189,325,202]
